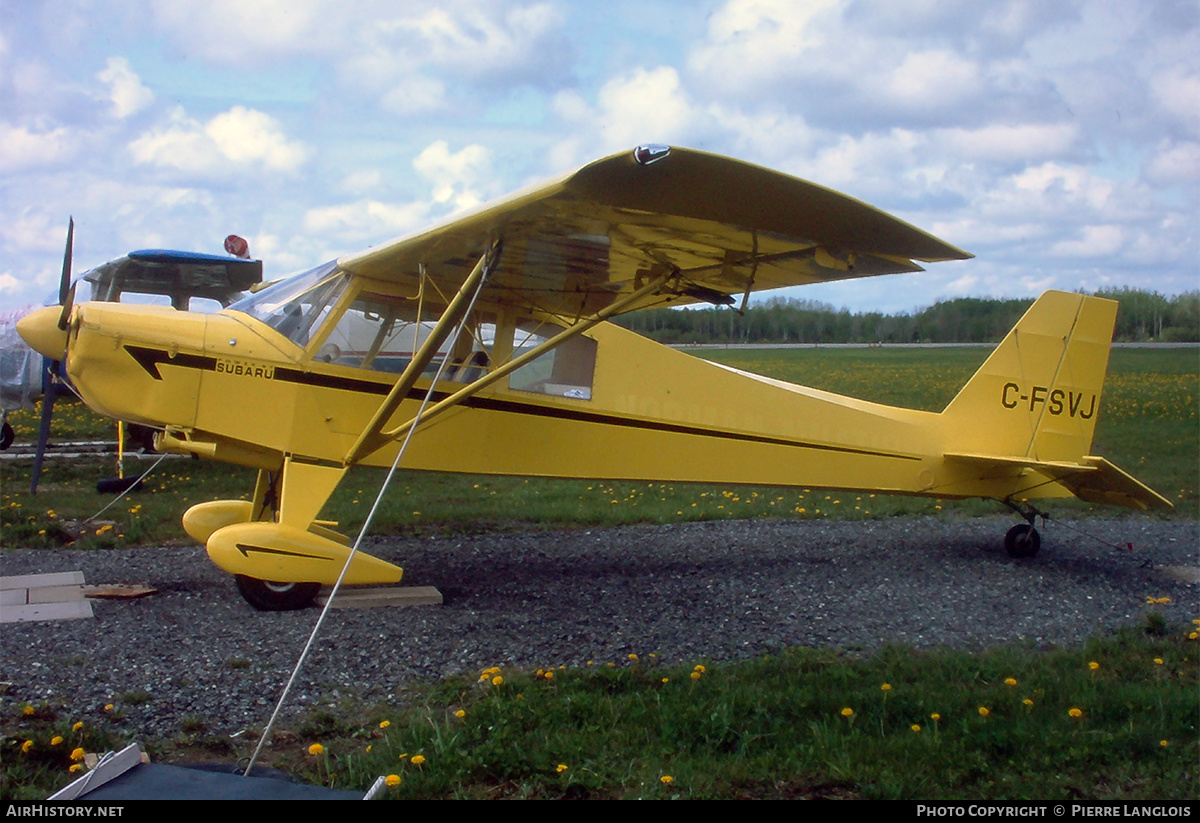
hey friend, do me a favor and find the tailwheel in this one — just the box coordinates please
[235,575,321,611]
[1004,523,1041,559]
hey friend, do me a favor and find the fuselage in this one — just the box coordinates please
[20,293,1024,502]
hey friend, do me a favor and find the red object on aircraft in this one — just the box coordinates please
[224,235,250,259]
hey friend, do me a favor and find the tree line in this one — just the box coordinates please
[614,289,1199,344]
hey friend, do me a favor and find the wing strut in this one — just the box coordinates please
[344,268,676,465]
[344,242,501,465]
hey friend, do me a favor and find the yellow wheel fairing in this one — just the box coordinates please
[206,522,403,586]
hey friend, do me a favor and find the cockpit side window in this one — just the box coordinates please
[509,318,596,400]
[313,288,495,381]
[316,291,432,374]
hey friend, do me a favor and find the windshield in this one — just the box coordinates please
[227,261,348,348]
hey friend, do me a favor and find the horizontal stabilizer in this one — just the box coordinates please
[945,452,1173,511]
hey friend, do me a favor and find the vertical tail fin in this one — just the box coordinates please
[941,291,1117,463]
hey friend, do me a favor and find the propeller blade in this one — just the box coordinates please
[57,219,76,331]
[57,280,76,332]
[34,218,75,492]
[29,358,59,495]
[60,217,73,305]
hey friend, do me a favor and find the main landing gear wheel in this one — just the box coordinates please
[1004,524,1041,559]
[235,575,321,611]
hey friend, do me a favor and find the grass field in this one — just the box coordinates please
[2,345,1196,800]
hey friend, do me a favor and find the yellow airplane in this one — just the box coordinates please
[18,145,1172,610]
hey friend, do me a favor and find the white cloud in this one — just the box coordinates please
[1151,67,1200,136]
[934,123,1080,163]
[688,0,842,95]
[147,0,570,115]
[884,50,983,111]
[412,141,492,210]
[302,200,429,242]
[96,57,154,119]
[390,3,565,82]
[1048,224,1127,258]
[552,67,700,164]
[129,106,310,175]
[205,108,309,170]
[797,129,926,193]
[1144,140,1200,185]
[1008,163,1115,213]
[378,75,447,114]
[0,123,77,172]
[341,170,383,195]
[148,0,331,65]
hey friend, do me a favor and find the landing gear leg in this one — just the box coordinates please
[1001,499,1048,559]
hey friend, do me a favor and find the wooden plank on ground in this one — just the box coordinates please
[0,571,85,590]
[84,585,157,599]
[319,586,443,609]
[0,588,27,607]
[0,572,94,623]
[3,601,94,623]
[29,585,87,604]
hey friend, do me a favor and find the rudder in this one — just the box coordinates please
[940,291,1117,463]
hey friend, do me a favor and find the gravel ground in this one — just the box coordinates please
[2,515,1196,738]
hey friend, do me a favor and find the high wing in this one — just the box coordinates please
[339,146,971,318]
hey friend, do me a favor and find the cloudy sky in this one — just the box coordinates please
[1,0,1196,314]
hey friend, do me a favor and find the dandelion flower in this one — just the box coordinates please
[978,707,990,717]
[379,720,390,729]
[1069,707,1083,718]
[544,671,554,680]
[841,707,854,717]
[69,764,83,773]
[308,743,325,756]
[70,748,86,762]
[385,774,401,787]
[1023,699,1034,707]
[492,675,504,687]
[411,755,426,766]
[881,683,892,691]
[1153,658,1164,665]
[911,724,921,732]
[1160,740,1169,748]
[662,677,669,684]
[1088,661,1100,671]
[1004,678,1018,686]
[660,775,674,785]
[556,764,568,773]
[628,654,639,662]
[22,705,34,716]
[103,703,114,712]
[690,671,702,681]
[72,722,84,732]
[455,710,466,718]
[51,736,63,746]
[21,740,33,753]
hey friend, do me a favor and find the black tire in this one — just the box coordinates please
[235,575,320,611]
[0,421,13,450]
[1004,523,1041,558]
